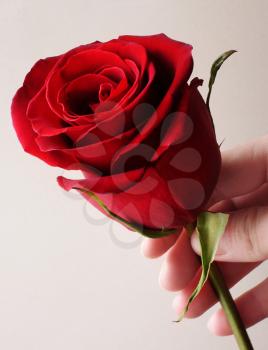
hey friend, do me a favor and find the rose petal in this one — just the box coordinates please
[11,56,77,168]
[57,166,145,193]
[58,73,115,115]
[96,166,194,229]
[27,87,68,136]
[155,82,221,213]
[111,34,193,168]
[46,47,134,121]
[36,126,137,170]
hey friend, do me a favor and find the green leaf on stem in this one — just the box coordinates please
[206,50,237,110]
[175,211,229,322]
[73,187,177,238]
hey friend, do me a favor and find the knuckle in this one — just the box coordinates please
[240,208,265,260]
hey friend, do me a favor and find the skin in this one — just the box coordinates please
[141,135,268,336]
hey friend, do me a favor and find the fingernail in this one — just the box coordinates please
[207,313,221,335]
[172,297,179,311]
[140,238,152,257]
[207,314,216,333]
[172,294,185,312]
[140,239,147,257]
[159,261,170,290]
[190,231,201,254]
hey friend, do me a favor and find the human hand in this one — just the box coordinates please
[141,135,268,336]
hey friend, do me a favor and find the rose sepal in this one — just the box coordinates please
[175,211,229,321]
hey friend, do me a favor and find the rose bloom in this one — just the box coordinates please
[12,34,221,232]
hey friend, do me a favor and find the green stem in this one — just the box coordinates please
[209,263,254,350]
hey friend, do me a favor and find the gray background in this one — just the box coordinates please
[1,0,267,349]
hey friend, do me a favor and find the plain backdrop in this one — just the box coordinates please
[1,0,268,349]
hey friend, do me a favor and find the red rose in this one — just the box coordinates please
[12,34,221,232]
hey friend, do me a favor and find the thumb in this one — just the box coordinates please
[191,207,268,262]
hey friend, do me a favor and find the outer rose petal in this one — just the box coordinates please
[11,56,76,168]
[59,166,194,230]
[98,167,195,229]
[57,166,145,194]
[155,80,221,216]
[12,58,59,153]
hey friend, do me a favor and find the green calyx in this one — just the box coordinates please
[175,211,229,322]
